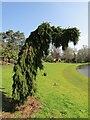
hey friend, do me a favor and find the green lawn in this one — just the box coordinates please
[1,62,88,118]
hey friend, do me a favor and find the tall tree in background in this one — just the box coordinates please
[0,30,25,63]
[12,22,80,103]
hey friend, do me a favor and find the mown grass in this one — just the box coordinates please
[1,65,13,97]
[1,62,88,118]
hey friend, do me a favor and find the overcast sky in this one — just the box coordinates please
[2,2,88,50]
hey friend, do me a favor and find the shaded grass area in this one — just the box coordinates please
[1,63,88,118]
[1,91,17,113]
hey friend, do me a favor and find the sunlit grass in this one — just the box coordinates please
[1,62,88,118]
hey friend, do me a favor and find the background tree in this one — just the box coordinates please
[12,22,80,103]
[44,46,61,62]
[77,45,90,63]
[62,47,75,63]
[50,46,61,62]
[0,30,25,63]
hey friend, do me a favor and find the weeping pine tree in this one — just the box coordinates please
[12,22,80,103]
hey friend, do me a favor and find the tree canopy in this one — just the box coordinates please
[12,22,80,103]
[0,30,25,63]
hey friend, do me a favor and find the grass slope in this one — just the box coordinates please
[1,63,88,118]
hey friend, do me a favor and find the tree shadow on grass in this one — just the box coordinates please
[0,89,19,113]
[0,88,43,118]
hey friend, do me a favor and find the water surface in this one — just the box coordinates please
[77,64,90,78]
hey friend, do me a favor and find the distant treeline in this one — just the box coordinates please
[44,45,90,63]
[0,30,89,64]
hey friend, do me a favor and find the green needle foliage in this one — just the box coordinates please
[12,22,80,103]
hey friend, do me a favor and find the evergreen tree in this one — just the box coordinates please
[12,22,80,103]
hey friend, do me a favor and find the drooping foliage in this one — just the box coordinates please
[61,28,80,50]
[12,22,80,103]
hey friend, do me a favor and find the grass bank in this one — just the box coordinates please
[1,63,88,118]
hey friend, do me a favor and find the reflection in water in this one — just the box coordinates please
[78,64,90,78]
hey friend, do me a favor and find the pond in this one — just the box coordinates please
[77,64,90,78]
